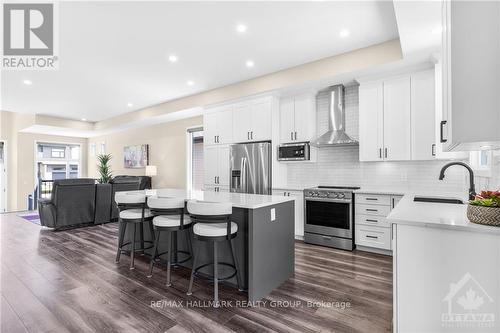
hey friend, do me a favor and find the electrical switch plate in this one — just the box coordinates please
[270,208,276,221]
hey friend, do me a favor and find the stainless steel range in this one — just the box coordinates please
[303,186,360,251]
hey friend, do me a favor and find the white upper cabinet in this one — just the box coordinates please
[279,97,295,142]
[232,99,272,143]
[359,71,437,162]
[411,70,436,160]
[203,108,233,145]
[279,93,316,143]
[359,82,384,161]
[383,76,411,161]
[440,0,500,151]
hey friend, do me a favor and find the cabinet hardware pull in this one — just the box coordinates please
[366,235,378,239]
[366,219,378,223]
[214,135,217,143]
[440,120,447,143]
[291,132,293,141]
[294,132,297,140]
[392,198,395,208]
[251,131,253,140]
[379,148,382,159]
[432,143,436,156]
[322,236,332,240]
[283,191,286,196]
[214,176,217,184]
[366,209,378,212]
[247,132,250,140]
[366,198,378,201]
[384,148,388,158]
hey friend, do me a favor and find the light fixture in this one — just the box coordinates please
[187,80,194,86]
[127,102,133,107]
[236,24,247,33]
[81,118,87,121]
[339,29,350,38]
[245,60,255,68]
[168,54,178,62]
[145,165,157,177]
[23,79,32,85]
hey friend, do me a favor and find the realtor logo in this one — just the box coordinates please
[2,2,58,69]
[442,272,495,329]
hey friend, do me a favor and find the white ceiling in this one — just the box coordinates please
[2,1,399,122]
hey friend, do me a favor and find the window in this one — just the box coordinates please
[469,150,492,177]
[51,148,65,158]
[36,142,82,192]
[187,127,204,191]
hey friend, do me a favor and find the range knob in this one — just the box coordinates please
[329,192,338,198]
[337,192,346,199]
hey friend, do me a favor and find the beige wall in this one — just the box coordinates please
[88,116,202,189]
[0,111,88,211]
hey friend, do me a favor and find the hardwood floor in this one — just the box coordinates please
[0,212,392,333]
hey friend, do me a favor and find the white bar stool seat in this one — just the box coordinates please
[193,222,237,237]
[120,209,152,219]
[186,200,242,307]
[147,196,193,286]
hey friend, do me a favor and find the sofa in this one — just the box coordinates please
[39,176,151,229]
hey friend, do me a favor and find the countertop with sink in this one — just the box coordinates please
[387,193,500,235]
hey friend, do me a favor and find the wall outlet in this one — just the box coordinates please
[270,208,276,221]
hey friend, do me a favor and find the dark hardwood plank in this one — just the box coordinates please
[1,212,393,333]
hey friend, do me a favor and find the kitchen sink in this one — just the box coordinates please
[413,196,464,204]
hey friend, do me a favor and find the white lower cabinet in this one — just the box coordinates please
[204,145,229,188]
[204,185,229,193]
[355,193,403,252]
[273,189,304,238]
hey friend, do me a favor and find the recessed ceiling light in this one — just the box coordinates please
[127,102,133,107]
[339,29,350,38]
[23,79,32,85]
[187,80,194,86]
[245,60,255,68]
[81,118,87,121]
[168,54,178,62]
[236,24,247,33]
[432,26,443,35]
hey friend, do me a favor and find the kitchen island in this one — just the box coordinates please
[119,188,295,302]
[388,194,500,332]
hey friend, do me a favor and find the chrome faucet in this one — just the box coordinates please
[438,162,476,200]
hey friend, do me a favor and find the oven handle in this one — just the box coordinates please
[305,197,352,204]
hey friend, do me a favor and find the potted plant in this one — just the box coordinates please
[467,190,500,226]
[97,153,113,184]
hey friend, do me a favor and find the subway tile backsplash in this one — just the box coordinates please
[286,84,499,193]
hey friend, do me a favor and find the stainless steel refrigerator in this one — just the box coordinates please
[230,142,272,195]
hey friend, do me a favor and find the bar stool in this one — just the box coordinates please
[114,192,154,270]
[186,200,242,307]
[147,196,193,287]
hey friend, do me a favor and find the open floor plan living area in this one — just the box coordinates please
[1,1,500,332]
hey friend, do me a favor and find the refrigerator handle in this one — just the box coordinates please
[241,157,248,193]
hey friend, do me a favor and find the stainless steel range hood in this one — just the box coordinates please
[311,85,358,147]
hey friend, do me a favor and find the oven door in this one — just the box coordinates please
[304,198,353,238]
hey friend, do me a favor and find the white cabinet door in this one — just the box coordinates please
[383,76,411,161]
[204,112,218,145]
[359,82,384,161]
[217,109,233,145]
[217,145,230,186]
[411,70,436,160]
[232,105,252,143]
[293,94,315,142]
[280,97,295,143]
[204,146,218,185]
[251,101,272,141]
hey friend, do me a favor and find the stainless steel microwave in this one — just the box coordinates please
[278,142,311,161]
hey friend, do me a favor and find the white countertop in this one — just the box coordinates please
[354,188,407,196]
[124,188,294,209]
[387,194,500,235]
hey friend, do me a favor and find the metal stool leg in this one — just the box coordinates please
[130,223,136,270]
[139,222,145,255]
[166,231,173,287]
[115,220,127,263]
[186,229,193,260]
[187,240,199,296]
[229,238,243,291]
[213,241,219,308]
[173,231,178,266]
[147,229,161,278]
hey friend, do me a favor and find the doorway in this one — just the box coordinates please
[186,127,204,191]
